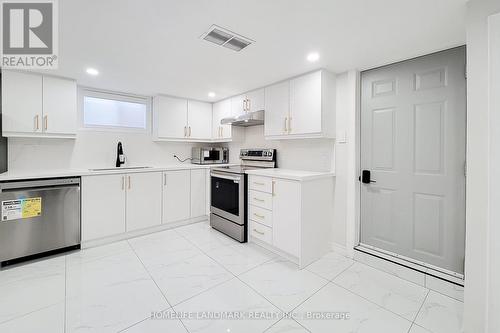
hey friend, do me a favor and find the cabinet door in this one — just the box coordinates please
[230,94,246,117]
[42,76,77,135]
[82,174,126,241]
[187,100,212,140]
[2,70,42,134]
[272,179,300,257]
[212,99,232,139]
[246,88,265,112]
[264,81,289,137]
[190,169,206,218]
[126,172,162,231]
[163,170,190,223]
[290,71,322,135]
[156,96,188,139]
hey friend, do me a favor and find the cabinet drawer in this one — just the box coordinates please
[248,204,272,227]
[250,220,272,244]
[248,190,272,210]
[248,176,273,193]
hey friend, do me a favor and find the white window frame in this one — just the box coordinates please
[78,87,152,133]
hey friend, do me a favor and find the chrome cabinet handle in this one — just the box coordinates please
[189,126,192,137]
[253,228,265,235]
[44,115,48,130]
[184,126,187,137]
[122,176,125,190]
[253,197,265,202]
[284,117,288,133]
[253,213,265,219]
[128,175,131,189]
[247,98,251,112]
[253,182,265,186]
[164,173,167,186]
[272,181,275,196]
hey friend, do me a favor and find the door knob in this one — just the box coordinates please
[361,170,376,184]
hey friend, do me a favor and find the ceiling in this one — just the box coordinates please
[46,0,466,101]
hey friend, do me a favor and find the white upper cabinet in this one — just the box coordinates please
[289,71,322,135]
[264,81,289,137]
[2,71,77,138]
[246,88,265,113]
[212,99,232,140]
[230,89,265,117]
[42,76,77,136]
[2,71,42,135]
[153,96,212,141]
[230,94,246,117]
[264,69,336,140]
[187,100,212,140]
[155,96,188,139]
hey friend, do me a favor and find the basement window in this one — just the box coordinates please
[81,89,150,132]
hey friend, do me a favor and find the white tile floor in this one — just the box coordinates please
[0,221,464,333]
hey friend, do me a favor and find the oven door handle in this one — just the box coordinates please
[210,172,241,183]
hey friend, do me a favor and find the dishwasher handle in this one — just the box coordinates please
[0,184,80,193]
[0,178,80,192]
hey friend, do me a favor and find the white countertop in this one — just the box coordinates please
[0,164,237,181]
[245,168,335,181]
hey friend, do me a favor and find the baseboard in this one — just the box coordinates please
[82,216,208,249]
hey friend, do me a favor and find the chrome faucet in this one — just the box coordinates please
[116,141,125,167]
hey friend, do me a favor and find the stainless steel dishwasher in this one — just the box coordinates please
[0,177,81,266]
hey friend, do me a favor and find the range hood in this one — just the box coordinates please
[221,110,264,127]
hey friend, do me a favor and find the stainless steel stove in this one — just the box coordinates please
[210,149,276,242]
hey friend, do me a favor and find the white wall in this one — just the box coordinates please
[464,1,500,332]
[7,130,209,171]
[488,13,500,333]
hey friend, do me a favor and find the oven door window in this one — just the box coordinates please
[211,176,239,216]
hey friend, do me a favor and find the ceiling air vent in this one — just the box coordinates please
[201,25,254,52]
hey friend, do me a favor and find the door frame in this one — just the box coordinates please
[352,46,468,282]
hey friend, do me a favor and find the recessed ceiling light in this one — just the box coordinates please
[208,92,216,98]
[86,68,99,76]
[307,52,320,62]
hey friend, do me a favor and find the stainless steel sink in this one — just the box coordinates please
[88,166,152,172]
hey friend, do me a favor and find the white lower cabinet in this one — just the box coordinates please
[162,170,191,224]
[82,169,207,242]
[162,169,208,224]
[248,174,334,268]
[272,179,300,257]
[82,174,126,241]
[190,169,206,218]
[126,172,162,231]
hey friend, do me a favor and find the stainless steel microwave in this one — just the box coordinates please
[192,147,229,165]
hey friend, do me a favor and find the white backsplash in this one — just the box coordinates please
[7,130,211,171]
[228,125,335,173]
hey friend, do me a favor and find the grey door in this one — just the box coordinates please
[360,46,466,274]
